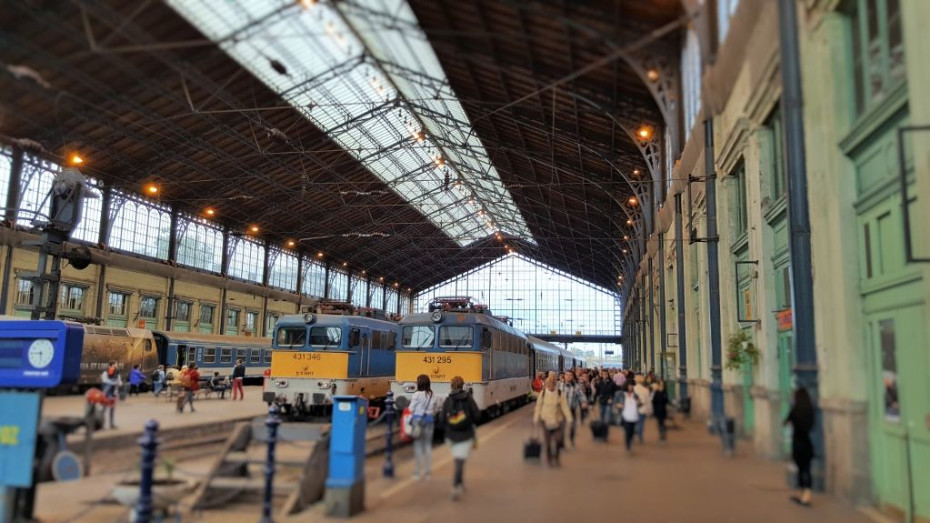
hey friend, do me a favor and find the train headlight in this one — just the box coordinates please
[303,313,316,324]
[274,379,288,388]
[430,311,442,323]
[403,382,417,393]
[317,380,331,390]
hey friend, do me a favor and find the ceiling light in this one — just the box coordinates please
[249,225,260,233]
[622,248,628,254]
[342,262,348,267]
[296,0,317,8]
[145,184,159,195]
[628,196,638,206]
[204,207,216,217]
[626,219,634,226]
[636,125,653,141]
[69,154,84,166]
[633,169,641,176]
[379,276,384,282]
[646,68,660,82]
[623,235,630,241]
[407,287,412,292]
[317,251,324,258]
[414,131,426,143]
[286,240,296,247]
[393,282,399,287]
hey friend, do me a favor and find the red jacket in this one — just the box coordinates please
[188,370,201,391]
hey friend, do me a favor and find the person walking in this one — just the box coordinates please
[560,371,586,449]
[534,375,573,467]
[652,380,670,442]
[152,365,166,397]
[128,364,144,397]
[633,374,653,443]
[784,387,815,507]
[441,376,481,501]
[409,374,439,480]
[532,371,545,394]
[594,370,617,423]
[100,361,121,429]
[178,364,200,413]
[231,359,246,400]
[618,383,641,453]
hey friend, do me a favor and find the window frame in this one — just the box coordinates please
[848,0,906,117]
[438,325,474,349]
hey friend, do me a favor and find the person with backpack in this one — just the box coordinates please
[594,369,618,423]
[560,371,586,449]
[152,365,166,397]
[441,376,481,500]
[534,375,573,467]
[231,359,246,400]
[409,374,438,481]
[128,364,144,397]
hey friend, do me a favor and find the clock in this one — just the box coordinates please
[28,339,55,369]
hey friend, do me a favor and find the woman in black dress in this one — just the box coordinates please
[784,387,815,506]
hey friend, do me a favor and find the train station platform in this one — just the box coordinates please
[33,403,879,523]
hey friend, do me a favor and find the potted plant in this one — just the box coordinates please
[725,329,760,371]
[111,458,193,515]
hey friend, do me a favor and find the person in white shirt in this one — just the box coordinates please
[633,374,653,443]
[409,374,439,480]
[618,383,642,453]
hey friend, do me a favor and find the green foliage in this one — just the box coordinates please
[725,329,759,371]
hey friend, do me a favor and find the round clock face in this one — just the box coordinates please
[28,339,55,369]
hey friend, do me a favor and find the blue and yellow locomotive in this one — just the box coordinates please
[391,297,533,416]
[264,313,398,418]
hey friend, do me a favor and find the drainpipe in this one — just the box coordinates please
[675,194,689,401]
[659,234,668,382]
[777,0,823,488]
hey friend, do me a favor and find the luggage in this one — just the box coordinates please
[524,438,542,460]
[590,420,609,441]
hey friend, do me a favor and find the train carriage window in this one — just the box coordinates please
[220,348,232,364]
[203,347,216,364]
[439,326,473,349]
[144,339,153,352]
[402,326,434,349]
[264,350,272,363]
[276,327,307,349]
[236,348,247,362]
[384,331,396,350]
[371,330,382,350]
[188,347,196,365]
[481,329,493,350]
[250,349,261,364]
[309,327,341,349]
[349,328,360,348]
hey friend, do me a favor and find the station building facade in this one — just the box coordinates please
[624,0,929,519]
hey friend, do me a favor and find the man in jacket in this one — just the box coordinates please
[232,359,246,400]
[594,369,618,423]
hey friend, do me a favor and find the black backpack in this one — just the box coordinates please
[445,397,473,432]
[151,369,160,382]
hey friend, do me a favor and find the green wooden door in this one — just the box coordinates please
[865,305,928,520]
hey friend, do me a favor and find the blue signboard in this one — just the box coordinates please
[0,321,84,388]
[0,391,41,487]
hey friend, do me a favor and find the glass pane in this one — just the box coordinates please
[863,223,873,278]
[886,0,905,81]
[402,326,434,349]
[309,327,342,348]
[879,319,899,422]
[175,302,191,322]
[200,305,214,324]
[438,326,473,348]
[140,297,157,319]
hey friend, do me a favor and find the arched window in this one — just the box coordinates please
[110,194,171,259]
[228,237,265,283]
[177,217,224,273]
[268,249,299,291]
[681,28,702,140]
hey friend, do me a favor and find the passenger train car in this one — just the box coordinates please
[264,313,398,418]
[152,331,272,380]
[527,336,585,374]
[76,325,160,385]
[391,297,536,416]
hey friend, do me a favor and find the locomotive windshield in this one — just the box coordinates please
[309,327,342,349]
[276,327,306,349]
[402,325,434,349]
[439,326,473,349]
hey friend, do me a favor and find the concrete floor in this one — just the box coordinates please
[32,403,877,523]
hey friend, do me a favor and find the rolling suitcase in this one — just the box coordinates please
[590,420,609,441]
[524,438,542,460]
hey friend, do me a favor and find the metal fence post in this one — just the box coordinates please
[260,404,281,523]
[135,419,159,523]
[383,392,395,478]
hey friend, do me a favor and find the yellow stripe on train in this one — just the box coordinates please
[270,351,349,379]
[395,351,483,383]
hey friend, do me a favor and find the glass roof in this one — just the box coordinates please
[167,0,533,247]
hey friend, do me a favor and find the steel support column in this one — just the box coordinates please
[778,0,823,488]
[704,118,729,452]
[658,234,668,381]
[648,256,655,372]
[640,274,647,371]
[675,194,689,401]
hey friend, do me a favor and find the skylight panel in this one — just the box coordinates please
[167,0,532,245]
